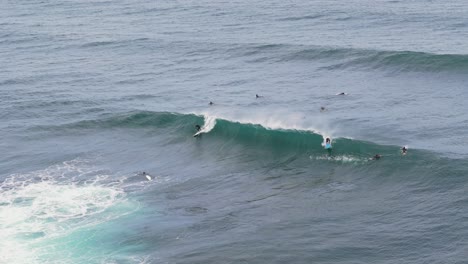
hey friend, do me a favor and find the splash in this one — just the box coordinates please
[199,115,217,133]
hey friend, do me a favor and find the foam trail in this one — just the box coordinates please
[194,115,217,136]
[200,115,217,133]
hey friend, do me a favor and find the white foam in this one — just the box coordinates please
[313,155,368,164]
[200,115,217,133]
[0,159,136,263]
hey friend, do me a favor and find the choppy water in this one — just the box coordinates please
[2,0,468,263]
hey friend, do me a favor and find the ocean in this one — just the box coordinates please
[1,0,468,263]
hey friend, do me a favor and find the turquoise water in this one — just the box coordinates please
[2,0,468,263]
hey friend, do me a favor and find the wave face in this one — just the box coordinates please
[37,111,444,165]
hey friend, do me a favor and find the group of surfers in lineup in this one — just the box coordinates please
[198,93,409,160]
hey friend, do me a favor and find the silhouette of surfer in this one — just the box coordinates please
[194,125,202,137]
[401,146,408,155]
[256,94,262,99]
[372,154,382,160]
[209,101,214,105]
[320,106,326,112]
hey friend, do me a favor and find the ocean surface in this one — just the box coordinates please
[2,0,468,263]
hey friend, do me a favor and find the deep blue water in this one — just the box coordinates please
[1,0,468,263]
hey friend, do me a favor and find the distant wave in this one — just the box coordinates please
[277,14,325,21]
[285,48,468,72]
[230,43,468,73]
[81,41,117,48]
[80,38,150,48]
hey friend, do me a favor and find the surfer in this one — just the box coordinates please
[209,101,214,105]
[337,92,346,95]
[256,94,262,98]
[372,154,382,160]
[142,172,152,181]
[324,138,332,155]
[320,106,326,112]
[401,146,408,155]
[194,125,202,137]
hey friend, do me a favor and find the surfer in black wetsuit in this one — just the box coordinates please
[194,125,202,138]
[401,147,408,155]
[209,101,214,105]
[256,94,262,98]
[372,154,382,160]
[320,106,326,112]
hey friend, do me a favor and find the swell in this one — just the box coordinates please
[228,43,468,73]
[64,37,468,73]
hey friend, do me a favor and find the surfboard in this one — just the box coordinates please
[193,131,202,137]
[146,175,152,181]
